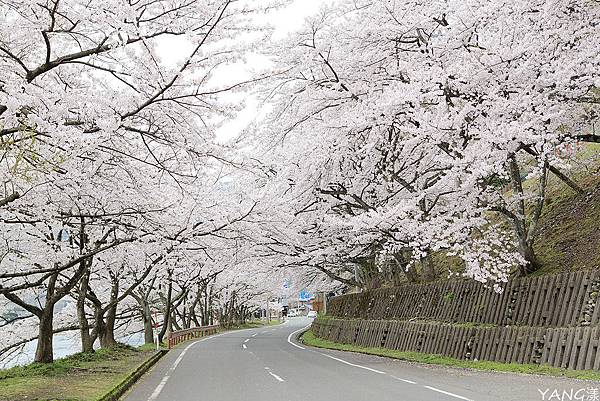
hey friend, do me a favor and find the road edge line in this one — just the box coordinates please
[423,385,473,401]
[318,352,386,375]
[287,324,311,350]
[145,329,245,400]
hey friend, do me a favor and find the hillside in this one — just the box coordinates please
[532,144,600,274]
[431,143,600,278]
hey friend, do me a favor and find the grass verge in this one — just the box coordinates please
[301,330,600,382]
[0,344,157,401]
[225,319,283,330]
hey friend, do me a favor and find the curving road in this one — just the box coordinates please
[123,318,594,401]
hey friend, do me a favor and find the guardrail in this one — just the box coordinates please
[167,325,219,349]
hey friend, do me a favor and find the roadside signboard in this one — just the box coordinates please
[299,289,314,301]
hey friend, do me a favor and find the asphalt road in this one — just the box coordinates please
[124,318,596,401]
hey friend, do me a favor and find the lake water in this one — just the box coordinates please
[2,331,145,368]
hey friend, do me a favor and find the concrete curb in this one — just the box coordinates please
[95,349,168,401]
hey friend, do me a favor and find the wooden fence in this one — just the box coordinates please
[167,325,219,349]
[312,318,600,371]
[327,269,600,327]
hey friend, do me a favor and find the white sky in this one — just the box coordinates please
[155,0,326,143]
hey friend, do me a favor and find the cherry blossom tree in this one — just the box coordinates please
[249,0,599,287]
[0,0,285,364]
[2,0,599,367]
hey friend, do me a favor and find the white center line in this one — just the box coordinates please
[319,353,386,375]
[242,344,247,349]
[268,371,285,382]
[148,375,170,401]
[244,339,249,343]
[170,344,192,371]
[423,385,473,401]
[391,376,417,384]
[252,333,257,337]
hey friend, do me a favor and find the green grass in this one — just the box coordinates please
[0,344,156,401]
[137,342,165,351]
[533,159,600,274]
[225,319,283,330]
[430,143,600,278]
[505,143,600,275]
[301,330,600,382]
[313,315,498,329]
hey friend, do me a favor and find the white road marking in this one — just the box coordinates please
[171,355,184,370]
[147,329,249,401]
[286,324,311,350]
[424,385,472,401]
[390,375,416,384]
[152,324,472,401]
[268,371,285,382]
[148,375,170,401]
[283,324,471,401]
[170,341,195,371]
[319,353,386,375]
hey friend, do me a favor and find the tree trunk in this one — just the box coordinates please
[100,278,119,349]
[158,274,172,344]
[208,285,214,325]
[131,292,155,345]
[34,308,54,363]
[203,286,210,326]
[507,154,546,277]
[405,263,419,283]
[392,251,419,284]
[5,251,88,364]
[100,304,118,348]
[77,268,94,353]
[143,303,154,344]
[518,240,541,276]
[190,306,200,327]
[171,311,182,331]
[92,304,105,345]
[186,305,195,328]
[421,253,437,282]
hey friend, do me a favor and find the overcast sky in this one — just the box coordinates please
[154,0,326,142]
[217,0,327,142]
